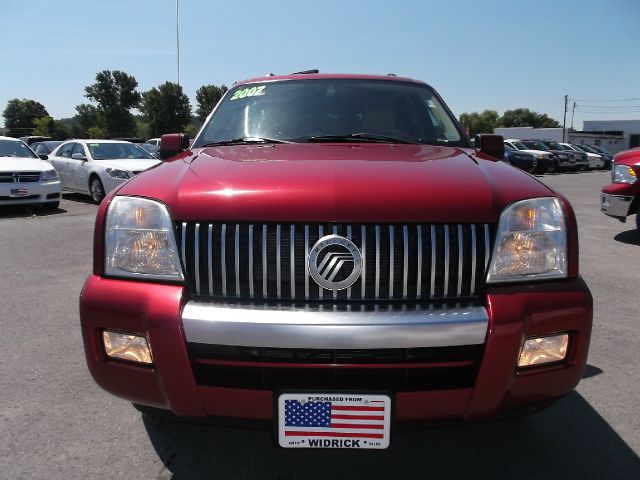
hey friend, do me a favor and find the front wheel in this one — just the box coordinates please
[636,213,640,234]
[90,176,105,204]
[547,160,558,174]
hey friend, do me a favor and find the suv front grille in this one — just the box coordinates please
[188,343,484,391]
[0,172,41,183]
[176,222,493,302]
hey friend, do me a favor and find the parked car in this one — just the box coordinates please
[564,143,604,170]
[521,140,576,172]
[145,138,161,146]
[31,140,63,156]
[504,139,554,173]
[585,145,613,169]
[503,143,537,172]
[0,136,61,209]
[80,73,592,449]
[139,143,160,158]
[48,140,160,204]
[18,135,52,146]
[601,147,640,233]
[557,143,589,171]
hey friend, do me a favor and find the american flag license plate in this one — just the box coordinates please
[10,188,29,197]
[278,393,391,449]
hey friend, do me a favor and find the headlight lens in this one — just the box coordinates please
[612,165,637,184]
[487,198,567,283]
[104,196,184,280]
[106,168,131,179]
[40,169,59,181]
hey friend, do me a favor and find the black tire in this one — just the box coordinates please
[89,176,105,204]
[547,160,558,174]
[636,213,640,234]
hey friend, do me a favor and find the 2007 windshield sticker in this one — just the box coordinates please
[229,86,266,101]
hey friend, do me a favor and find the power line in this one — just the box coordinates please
[570,96,640,102]
[578,104,640,109]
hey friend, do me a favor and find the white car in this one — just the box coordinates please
[0,136,61,209]
[48,140,161,204]
[559,143,604,170]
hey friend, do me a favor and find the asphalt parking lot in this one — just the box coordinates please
[1,171,639,479]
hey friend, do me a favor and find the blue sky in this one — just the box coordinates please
[1,0,639,129]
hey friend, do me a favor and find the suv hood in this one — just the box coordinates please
[117,144,553,223]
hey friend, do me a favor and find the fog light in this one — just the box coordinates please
[102,331,153,364]
[518,333,569,368]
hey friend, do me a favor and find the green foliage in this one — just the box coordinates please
[183,124,198,139]
[87,126,108,139]
[500,108,561,128]
[2,98,49,137]
[83,70,141,137]
[459,110,500,137]
[135,117,151,140]
[140,82,192,137]
[31,116,55,137]
[195,84,228,122]
[74,104,99,136]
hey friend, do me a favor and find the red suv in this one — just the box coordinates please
[601,148,640,232]
[80,73,592,450]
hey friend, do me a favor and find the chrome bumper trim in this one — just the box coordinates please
[601,193,632,218]
[182,302,489,349]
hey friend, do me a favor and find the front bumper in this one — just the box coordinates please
[0,180,61,206]
[80,276,592,423]
[601,193,633,219]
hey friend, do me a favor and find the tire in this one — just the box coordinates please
[89,176,105,205]
[636,213,640,234]
[547,160,558,174]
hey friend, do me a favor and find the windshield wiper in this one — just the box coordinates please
[199,137,291,147]
[304,133,417,144]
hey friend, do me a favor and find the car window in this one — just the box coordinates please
[0,139,38,158]
[195,79,467,147]
[504,143,514,151]
[86,142,154,160]
[57,143,75,158]
[72,143,86,157]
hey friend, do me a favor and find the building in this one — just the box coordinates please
[569,120,640,154]
[493,127,569,143]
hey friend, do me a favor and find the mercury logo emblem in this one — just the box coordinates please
[309,235,362,290]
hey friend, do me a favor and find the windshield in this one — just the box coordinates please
[511,141,528,150]
[542,141,562,150]
[194,79,467,147]
[0,139,38,159]
[578,144,597,153]
[522,141,548,151]
[87,142,154,160]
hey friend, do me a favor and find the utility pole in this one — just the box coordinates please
[562,94,568,141]
[570,102,576,130]
[176,0,180,86]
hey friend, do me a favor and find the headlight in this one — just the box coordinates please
[537,154,545,160]
[104,196,184,281]
[106,168,131,179]
[612,165,637,184]
[40,169,59,181]
[487,198,567,283]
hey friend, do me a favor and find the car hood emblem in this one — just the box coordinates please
[308,235,362,290]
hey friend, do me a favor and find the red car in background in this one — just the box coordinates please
[601,148,640,233]
[79,73,592,449]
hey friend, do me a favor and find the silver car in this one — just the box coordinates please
[48,140,161,204]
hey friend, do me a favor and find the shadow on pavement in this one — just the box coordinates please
[614,229,639,246]
[62,192,96,205]
[582,364,603,379]
[143,392,639,480]
[0,204,67,219]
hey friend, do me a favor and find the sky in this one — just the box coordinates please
[1,0,639,130]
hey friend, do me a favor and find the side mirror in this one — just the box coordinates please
[71,152,87,161]
[475,134,504,160]
[159,133,190,160]
[38,154,48,160]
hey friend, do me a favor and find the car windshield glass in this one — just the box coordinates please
[0,139,38,159]
[523,141,546,150]
[194,79,467,148]
[87,142,154,160]
[542,142,561,150]
[504,143,514,151]
[578,145,595,153]
[512,141,528,150]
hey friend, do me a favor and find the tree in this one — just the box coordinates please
[500,108,561,128]
[2,99,49,137]
[459,110,500,137]
[31,116,55,137]
[140,82,192,137]
[195,84,228,122]
[74,104,99,136]
[83,70,141,137]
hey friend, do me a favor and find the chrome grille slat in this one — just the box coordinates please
[178,222,492,302]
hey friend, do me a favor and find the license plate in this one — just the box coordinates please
[277,393,391,449]
[10,188,29,197]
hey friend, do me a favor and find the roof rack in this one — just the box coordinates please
[291,69,319,75]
